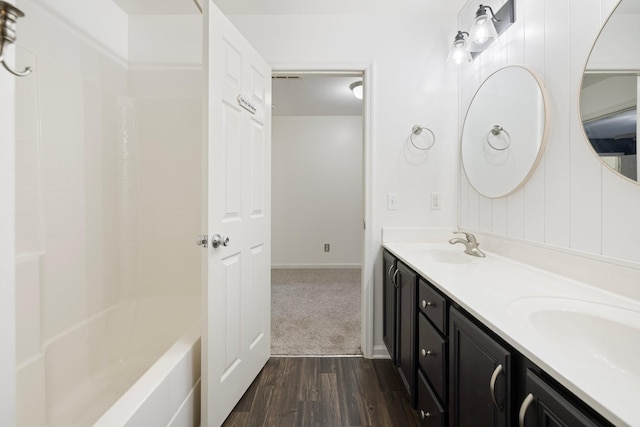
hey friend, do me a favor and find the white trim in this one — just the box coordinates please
[372,345,391,359]
[271,264,362,269]
[272,62,375,359]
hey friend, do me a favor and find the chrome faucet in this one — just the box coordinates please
[448,231,486,258]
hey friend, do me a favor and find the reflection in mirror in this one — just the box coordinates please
[580,0,640,183]
[461,66,547,198]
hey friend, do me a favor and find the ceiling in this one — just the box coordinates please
[272,75,363,116]
[112,0,459,15]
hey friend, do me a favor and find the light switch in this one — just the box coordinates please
[387,193,398,210]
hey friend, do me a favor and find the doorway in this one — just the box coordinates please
[271,72,365,356]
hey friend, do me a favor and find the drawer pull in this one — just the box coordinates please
[392,269,399,288]
[421,349,432,357]
[489,364,504,411]
[420,410,432,419]
[421,300,433,309]
[518,393,535,427]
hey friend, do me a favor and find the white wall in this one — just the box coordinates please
[457,0,640,273]
[227,13,459,352]
[272,115,363,268]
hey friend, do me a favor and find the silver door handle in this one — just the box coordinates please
[211,234,230,248]
[518,393,534,427]
[196,235,208,248]
[490,364,504,411]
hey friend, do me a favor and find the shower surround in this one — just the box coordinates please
[13,1,202,425]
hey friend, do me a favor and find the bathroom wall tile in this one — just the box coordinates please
[15,139,39,169]
[15,188,40,217]
[15,49,39,144]
[16,356,45,427]
[16,318,41,364]
[15,167,39,193]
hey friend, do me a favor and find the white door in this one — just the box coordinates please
[202,1,272,425]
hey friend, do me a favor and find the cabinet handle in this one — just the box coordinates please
[489,364,504,411]
[421,349,432,357]
[392,269,399,288]
[420,410,431,419]
[421,300,433,309]
[387,264,395,282]
[518,393,535,427]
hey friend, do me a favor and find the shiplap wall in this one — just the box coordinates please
[458,0,640,266]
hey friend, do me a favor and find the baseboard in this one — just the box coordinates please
[371,345,391,359]
[271,264,362,269]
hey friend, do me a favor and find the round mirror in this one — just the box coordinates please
[461,66,548,198]
[580,0,639,183]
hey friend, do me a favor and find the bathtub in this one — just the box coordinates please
[16,296,201,427]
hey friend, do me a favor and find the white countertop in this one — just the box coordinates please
[383,242,640,427]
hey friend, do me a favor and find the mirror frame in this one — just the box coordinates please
[579,0,640,186]
[461,65,549,198]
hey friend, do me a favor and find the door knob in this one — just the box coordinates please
[211,234,230,248]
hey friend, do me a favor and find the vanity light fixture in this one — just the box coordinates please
[469,5,500,52]
[450,0,516,65]
[447,31,473,66]
[349,81,363,100]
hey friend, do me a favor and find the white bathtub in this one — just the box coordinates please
[16,296,201,427]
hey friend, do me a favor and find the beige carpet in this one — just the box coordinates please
[271,268,362,356]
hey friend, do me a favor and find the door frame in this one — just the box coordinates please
[271,63,375,358]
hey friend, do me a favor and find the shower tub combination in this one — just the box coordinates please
[17,296,201,427]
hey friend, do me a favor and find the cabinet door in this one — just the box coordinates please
[397,261,417,405]
[519,370,603,427]
[449,307,511,427]
[382,251,397,363]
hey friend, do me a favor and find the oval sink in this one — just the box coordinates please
[509,297,640,381]
[418,249,473,264]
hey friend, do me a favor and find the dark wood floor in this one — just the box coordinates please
[222,357,421,427]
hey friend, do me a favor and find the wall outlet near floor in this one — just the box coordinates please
[430,192,442,210]
[324,243,330,252]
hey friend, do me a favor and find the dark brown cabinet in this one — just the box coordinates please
[382,250,397,363]
[383,252,417,404]
[381,249,613,427]
[449,307,511,427]
[396,260,417,404]
[519,370,605,427]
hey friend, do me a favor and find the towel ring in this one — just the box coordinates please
[410,125,435,150]
[486,125,511,151]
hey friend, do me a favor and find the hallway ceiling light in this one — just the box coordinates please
[447,31,472,66]
[349,81,363,100]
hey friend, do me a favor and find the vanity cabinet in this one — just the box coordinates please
[382,251,417,404]
[381,249,615,427]
[449,307,511,427]
[396,260,417,404]
[519,370,604,427]
[382,250,397,363]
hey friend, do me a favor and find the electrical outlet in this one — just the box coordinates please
[430,192,442,210]
[324,243,330,252]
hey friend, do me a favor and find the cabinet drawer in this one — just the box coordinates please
[418,279,446,334]
[417,370,446,427]
[418,313,446,401]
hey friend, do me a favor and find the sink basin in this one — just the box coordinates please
[418,249,473,264]
[509,297,640,380]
